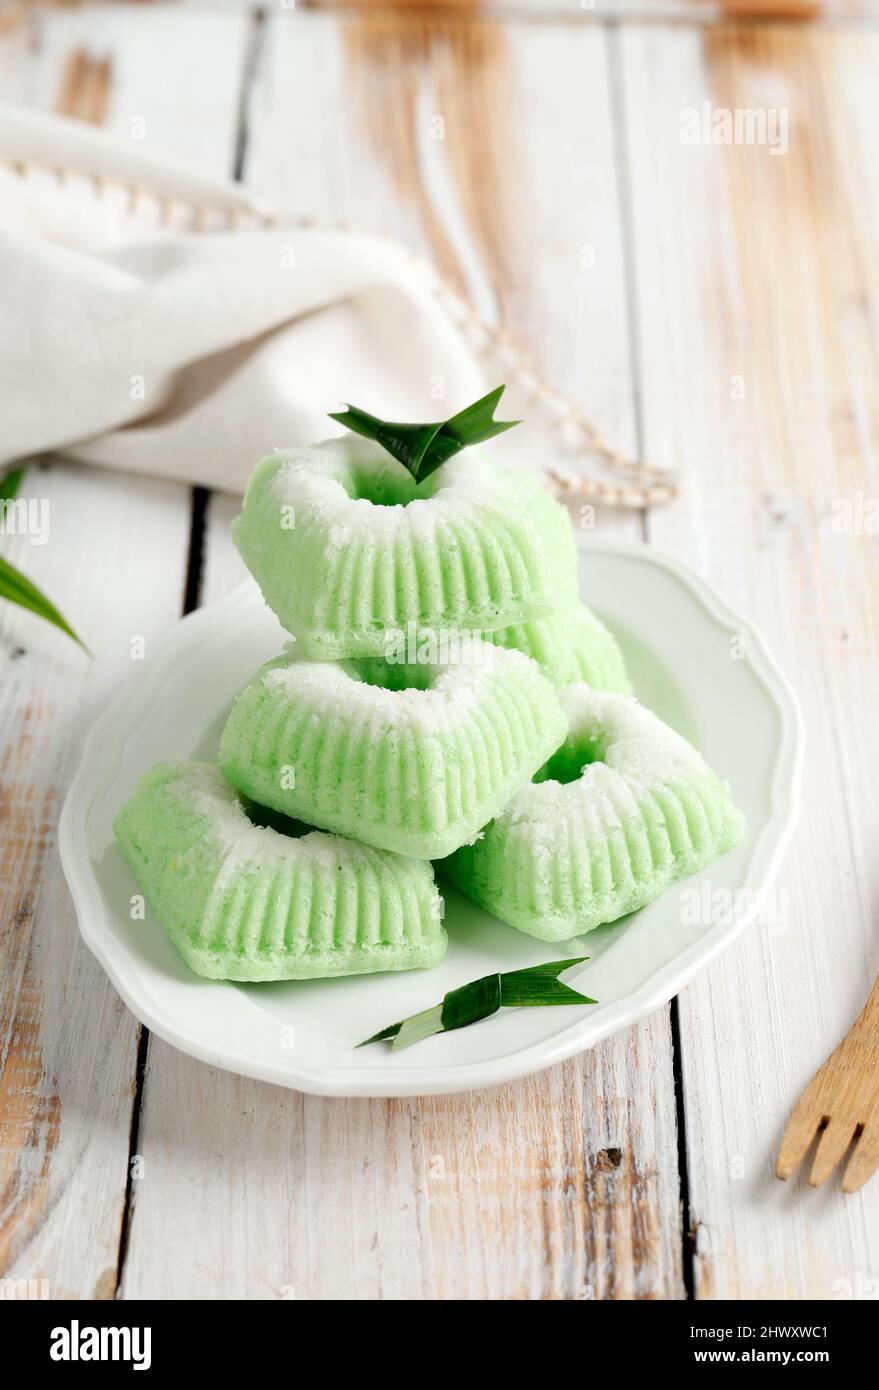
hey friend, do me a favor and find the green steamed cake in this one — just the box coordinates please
[114,761,446,980]
[218,640,568,860]
[232,437,579,657]
[441,686,745,941]
[483,602,632,692]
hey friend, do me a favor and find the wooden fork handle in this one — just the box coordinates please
[853,971,879,1036]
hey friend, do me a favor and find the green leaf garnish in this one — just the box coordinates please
[358,956,596,1051]
[0,554,88,651]
[329,386,521,484]
[0,466,88,651]
[0,467,25,501]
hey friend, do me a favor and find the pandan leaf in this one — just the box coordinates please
[0,466,88,651]
[0,554,88,652]
[358,956,596,1051]
[329,386,521,484]
[0,467,26,501]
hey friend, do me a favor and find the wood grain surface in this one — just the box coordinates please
[122,6,683,1304]
[621,18,879,1297]
[1,1,877,1300]
[0,3,249,1299]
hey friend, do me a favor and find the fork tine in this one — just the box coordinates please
[809,1117,857,1187]
[776,1093,824,1180]
[842,1121,879,1195]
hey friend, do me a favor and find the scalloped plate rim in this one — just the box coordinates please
[58,537,804,1096]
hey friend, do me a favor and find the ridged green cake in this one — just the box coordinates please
[232,438,579,658]
[218,641,568,860]
[114,762,446,980]
[484,603,632,692]
[441,687,745,941]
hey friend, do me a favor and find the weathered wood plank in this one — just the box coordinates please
[187,1,879,21]
[246,6,641,460]
[0,463,191,1299]
[0,3,249,1299]
[619,19,879,1297]
[4,3,248,160]
[123,9,685,1301]
[123,1037,681,1300]
[14,0,877,26]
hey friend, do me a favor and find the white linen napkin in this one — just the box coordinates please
[0,106,666,504]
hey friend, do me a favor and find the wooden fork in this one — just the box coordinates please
[776,974,879,1193]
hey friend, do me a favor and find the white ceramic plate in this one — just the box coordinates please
[59,539,803,1096]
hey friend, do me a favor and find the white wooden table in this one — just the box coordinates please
[2,0,878,1301]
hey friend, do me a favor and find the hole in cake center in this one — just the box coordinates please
[244,800,312,838]
[349,462,420,507]
[535,730,608,785]
[345,657,436,693]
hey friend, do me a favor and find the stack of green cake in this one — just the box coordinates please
[116,397,743,983]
